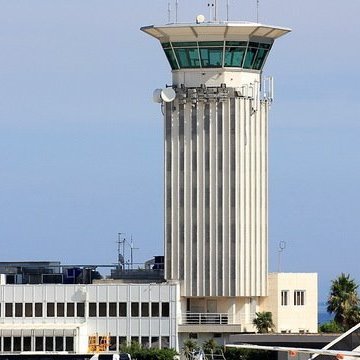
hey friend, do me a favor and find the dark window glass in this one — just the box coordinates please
[23,337,31,351]
[5,303,13,317]
[109,302,117,317]
[119,336,127,347]
[163,49,178,70]
[45,337,53,351]
[66,337,74,352]
[89,302,97,317]
[119,302,127,317]
[174,48,200,68]
[224,47,246,67]
[13,337,21,351]
[198,41,224,46]
[47,303,55,317]
[3,337,11,351]
[200,48,223,67]
[99,302,107,317]
[67,302,75,317]
[151,337,159,348]
[35,303,43,317]
[226,41,248,46]
[57,302,65,317]
[109,336,117,351]
[252,47,269,70]
[141,337,149,348]
[15,303,23,317]
[25,303,33,317]
[243,47,258,68]
[161,336,170,348]
[131,336,139,344]
[35,337,43,351]
[141,303,149,317]
[55,336,63,351]
[162,302,170,317]
[77,302,85,317]
[131,302,139,317]
[151,303,159,317]
[172,41,198,47]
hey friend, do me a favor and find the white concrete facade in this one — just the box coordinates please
[0,282,179,354]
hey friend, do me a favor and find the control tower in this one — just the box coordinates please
[141,18,290,298]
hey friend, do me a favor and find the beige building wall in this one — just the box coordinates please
[261,273,318,333]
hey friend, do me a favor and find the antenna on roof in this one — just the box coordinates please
[175,0,179,23]
[256,0,260,23]
[226,0,230,21]
[167,2,171,23]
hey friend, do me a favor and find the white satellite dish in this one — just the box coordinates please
[196,14,206,24]
[153,88,162,103]
[160,88,176,102]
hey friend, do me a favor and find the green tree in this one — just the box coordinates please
[319,320,343,333]
[182,339,198,359]
[253,311,274,333]
[327,273,360,330]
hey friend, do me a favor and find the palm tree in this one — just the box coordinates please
[182,339,198,359]
[253,311,274,333]
[327,273,360,330]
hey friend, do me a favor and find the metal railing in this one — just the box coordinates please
[181,312,231,325]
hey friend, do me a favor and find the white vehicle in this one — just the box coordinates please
[226,323,360,359]
[89,354,120,360]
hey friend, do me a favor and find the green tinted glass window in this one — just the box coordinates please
[174,48,200,68]
[252,48,269,70]
[259,43,272,49]
[224,47,246,67]
[164,48,178,70]
[243,47,258,69]
[198,41,224,47]
[172,42,197,47]
[161,42,171,49]
[225,41,248,47]
[200,48,223,67]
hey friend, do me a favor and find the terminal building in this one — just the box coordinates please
[0,10,318,357]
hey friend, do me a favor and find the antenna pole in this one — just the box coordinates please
[168,2,171,23]
[175,0,178,23]
[226,0,229,21]
[214,0,217,21]
[256,0,259,23]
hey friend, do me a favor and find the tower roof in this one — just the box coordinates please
[141,21,291,42]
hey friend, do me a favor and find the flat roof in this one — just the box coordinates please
[141,21,291,42]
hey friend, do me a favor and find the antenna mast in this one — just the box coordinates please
[175,0,179,23]
[256,0,260,23]
[168,2,171,23]
[226,0,229,21]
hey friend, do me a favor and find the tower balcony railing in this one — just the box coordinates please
[181,312,232,325]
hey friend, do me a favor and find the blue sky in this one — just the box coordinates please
[0,0,359,301]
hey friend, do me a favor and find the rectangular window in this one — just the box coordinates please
[161,302,170,317]
[45,337,54,351]
[141,337,149,348]
[25,303,33,317]
[66,337,74,352]
[119,302,127,317]
[99,302,107,317]
[55,336,63,351]
[77,302,85,317]
[109,302,117,317]
[89,302,97,317]
[35,337,43,351]
[131,336,139,344]
[141,303,149,317]
[294,290,305,306]
[131,302,139,317]
[67,302,75,317]
[35,303,43,317]
[23,337,31,351]
[15,302,23,317]
[13,337,21,352]
[57,302,65,317]
[5,303,13,317]
[151,303,159,317]
[47,303,55,317]
[281,290,289,306]
[151,337,159,348]
[109,336,117,351]
[3,337,11,351]
[119,336,127,348]
[161,336,170,349]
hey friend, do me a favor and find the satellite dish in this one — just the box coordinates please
[161,88,176,102]
[153,88,162,103]
[196,14,206,24]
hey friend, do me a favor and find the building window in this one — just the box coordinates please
[162,302,170,317]
[119,302,127,317]
[23,337,31,351]
[46,337,54,351]
[89,302,97,317]
[5,303,13,317]
[67,302,75,317]
[294,290,305,306]
[189,333,198,339]
[109,336,117,351]
[161,336,170,348]
[14,337,21,352]
[141,303,149,317]
[99,302,107,317]
[47,303,55,317]
[109,302,117,317]
[15,303,23,317]
[77,302,85,317]
[57,302,65,317]
[151,303,159,317]
[25,303,33,317]
[66,337,74,352]
[3,337,11,351]
[150,337,159,348]
[55,336,63,351]
[131,302,139,317]
[35,303,43,317]
[35,337,43,351]
[281,290,289,306]
[119,336,127,348]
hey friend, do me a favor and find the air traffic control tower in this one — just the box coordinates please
[141,18,290,299]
